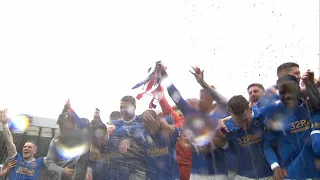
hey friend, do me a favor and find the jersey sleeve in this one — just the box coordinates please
[11,153,22,161]
[311,112,320,155]
[44,139,65,175]
[169,128,179,144]
[68,107,88,129]
[256,86,280,108]
[263,124,280,169]
[158,86,172,116]
[158,89,184,127]
[166,84,191,115]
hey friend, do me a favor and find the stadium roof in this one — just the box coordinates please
[30,116,58,128]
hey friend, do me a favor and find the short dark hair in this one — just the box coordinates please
[277,62,299,78]
[247,83,265,92]
[25,140,37,147]
[109,111,122,120]
[228,95,250,115]
[120,96,136,107]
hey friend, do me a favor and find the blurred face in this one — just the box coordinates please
[231,109,252,130]
[22,142,36,159]
[248,86,264,105]
[278,81,300,108]
[199,90,213,111]
[94,127,108,145]
[142,112,159,135]
[187,99,200,109]
[59,120,76,136]
[120,101,135,120]
[280,67,301,83]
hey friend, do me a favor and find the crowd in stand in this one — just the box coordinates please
[0,62,319,180]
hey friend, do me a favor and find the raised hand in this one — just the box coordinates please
[62,99,71,113]
[0,108,8,124]
[86,171,92,180]
[212,118,229,148]
[302,69,315,86]
[119,139,131,153]
[157,63,168,77]
[8,159,17,169]
[190,66,204,85]
[63,167,74,178]
[107,124,116,136]
[160,119,175,139]
[142,111,159,135]
[65,99,71,109]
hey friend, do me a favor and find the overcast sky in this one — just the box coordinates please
[0,0,319,122]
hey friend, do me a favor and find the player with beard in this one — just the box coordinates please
[263,75,312,180]
[247,83,265,107]
[0,109,46,180]
[255,62,301,109]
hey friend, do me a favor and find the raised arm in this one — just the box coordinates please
[0,109,17,158]
[303,71,320,111]
[159,64,192,115]
[64,100,88,129]
[161,80,192,115]
[256,86,280,108]
[157,86,184,127]
[201,83,228,110]
[190,66,228,110]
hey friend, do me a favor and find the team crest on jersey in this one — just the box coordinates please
[31,161,37,167]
